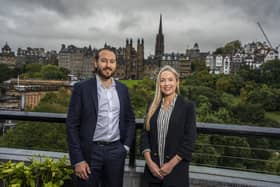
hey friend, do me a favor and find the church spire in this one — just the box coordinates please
[155,14,164,58]
[159,14,163,34]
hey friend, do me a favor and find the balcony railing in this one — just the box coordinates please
[0,110,280,186]
[1,110,279,166]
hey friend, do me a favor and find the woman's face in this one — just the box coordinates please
[159,70,178,97]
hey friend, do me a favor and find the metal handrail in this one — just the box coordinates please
[1,110,280,167]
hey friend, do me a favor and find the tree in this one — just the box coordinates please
[33,88,70,113]
[239,81,258,103]
[223,40,242,54]
[59,67,70,77]
[0,122,68,152]
[238,66,261,83]
[210,135,251,169]
[183,85,222,111]
[247,84,279,111]
[129,78,154,117]
[213,47,224,54]
[41,64,67,80]
[216,75,242,95]
[265,152,280,175]
[21,63,68,80]
[21,63,43,79]
[195,95,212,122]
[214,40,242,54]
[184,70,218,89]
[191,59,207,72]
[232,103,265,124]
[246,137,272,170]
[260,59,280,87]
[213,107,234,124]
[192,135,220,166]
[220,92,239,109]
[0,88,71,151]
[24,63,42,73]
[0,64,16,83]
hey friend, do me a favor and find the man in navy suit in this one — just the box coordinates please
[66,48,135,187]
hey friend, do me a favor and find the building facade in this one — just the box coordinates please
[58,15,196,80]
[17,47,46,65]
[58,44,95,80]
[0,42,16,68]
[206,41,279,75]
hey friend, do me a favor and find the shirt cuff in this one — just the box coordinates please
[74,160,86,167]
[142,148,151,155]
[124,145,130,153]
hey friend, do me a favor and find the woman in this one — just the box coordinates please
[141,65,196,187]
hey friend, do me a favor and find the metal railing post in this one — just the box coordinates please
[129,137,136,168]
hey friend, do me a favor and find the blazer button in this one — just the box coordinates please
[153,152,158,156]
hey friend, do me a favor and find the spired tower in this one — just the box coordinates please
[124,38,133,79]
[155,14,164,65]
[137,38,144,79]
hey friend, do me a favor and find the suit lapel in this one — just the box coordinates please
[91,77,98,113]
[168,96,179,128]
[151,103,161,148]
[165,96,180,148]
[116,81,123,119]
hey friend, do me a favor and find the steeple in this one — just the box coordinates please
[155,14,164,58]
[159,14,163,34]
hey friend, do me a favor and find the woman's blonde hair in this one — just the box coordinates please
[145,65,180,131]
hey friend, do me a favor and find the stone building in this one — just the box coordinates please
[99,38,145,80]
[207,41,279,75]
[16,47,46,66]
[58,15,195,80]
[160,53,192,77]
[0,42,16,68]
[119,38,144,79]
[58,44,95,80]
[206,54,233,75]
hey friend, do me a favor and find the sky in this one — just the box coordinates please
[0,0,279,56]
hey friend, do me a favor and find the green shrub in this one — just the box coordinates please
[0,156,73,187]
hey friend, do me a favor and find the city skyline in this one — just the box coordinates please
[1,0,280,56]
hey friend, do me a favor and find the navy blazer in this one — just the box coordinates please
[66,77,135,166]
[141,95,196,186]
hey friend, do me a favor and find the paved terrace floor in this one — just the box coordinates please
[0,148,279,187]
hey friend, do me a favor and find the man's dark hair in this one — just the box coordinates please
[94,47,117,61]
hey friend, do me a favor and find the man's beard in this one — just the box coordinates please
[96,66,115,80]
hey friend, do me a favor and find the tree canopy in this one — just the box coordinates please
[214,40,242,54]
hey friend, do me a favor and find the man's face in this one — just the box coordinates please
[95,50,117,79]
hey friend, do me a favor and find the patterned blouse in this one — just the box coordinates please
[157,94,177,166]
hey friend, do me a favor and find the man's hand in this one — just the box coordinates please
[75,161,91,180]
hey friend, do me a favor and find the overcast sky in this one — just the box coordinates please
[0,0,279,56]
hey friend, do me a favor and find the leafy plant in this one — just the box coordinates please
[0,156,73,187]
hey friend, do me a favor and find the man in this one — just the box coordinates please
[66,48,135,187]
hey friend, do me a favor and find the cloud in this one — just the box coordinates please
[0,0,279,55]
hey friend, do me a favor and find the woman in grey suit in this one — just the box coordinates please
[141,65,196,187]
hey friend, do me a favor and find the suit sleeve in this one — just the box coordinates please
[66,83,84,166]
[141,126,151,153]
[176,102,197,162]
[140,103,152,153]
[123,86,136,148]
